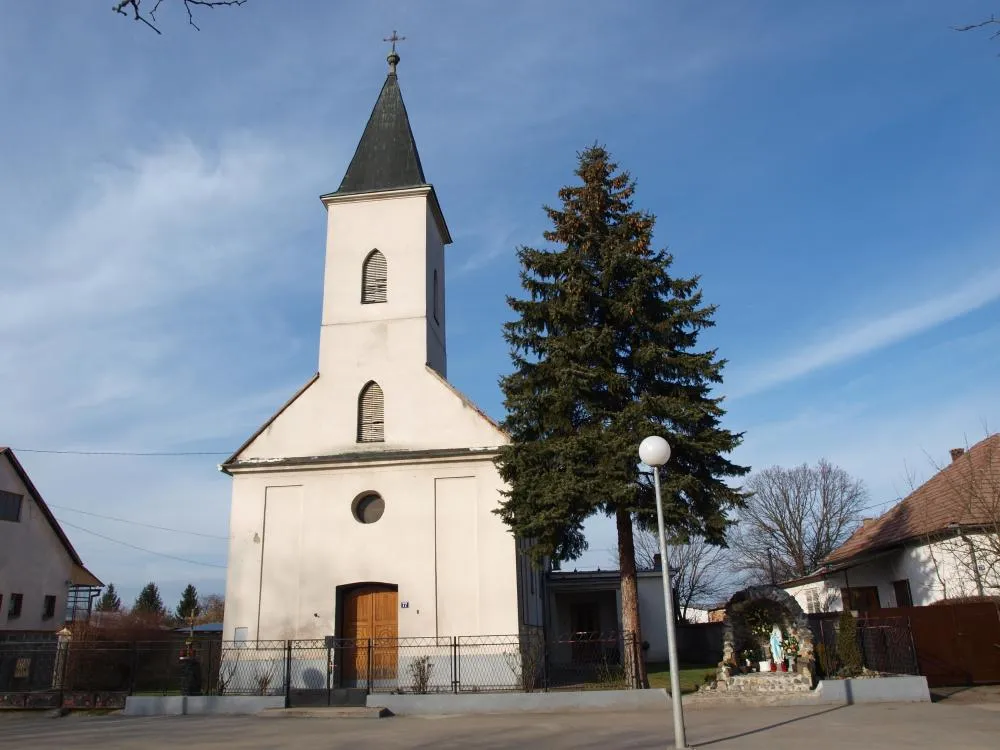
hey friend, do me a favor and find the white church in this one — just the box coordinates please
[220,48,545,672]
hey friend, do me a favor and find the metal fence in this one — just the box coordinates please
[810,615,919,678]
[0,630,639,708]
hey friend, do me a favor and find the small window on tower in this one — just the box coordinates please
[433,269,439,324]
[357,381,385,443]
[361,250,388,304]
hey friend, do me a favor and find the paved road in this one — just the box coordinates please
[2,702,998,749]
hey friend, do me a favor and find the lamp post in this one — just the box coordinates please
[639,435,688,750]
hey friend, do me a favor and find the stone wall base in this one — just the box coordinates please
[124,696,285,716]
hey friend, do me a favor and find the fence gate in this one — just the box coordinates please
[285,639,367,708]
[865,602,1000,687]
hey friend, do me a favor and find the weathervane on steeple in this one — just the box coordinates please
[384,30,406,74]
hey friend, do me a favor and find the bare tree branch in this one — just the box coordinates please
[113,0,246,34]
[925,433,1000,598]
[954,13,1000,43]
[611,527,734,621]
[730,460,868,584]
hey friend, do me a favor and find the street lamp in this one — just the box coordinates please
[639,435,688,750]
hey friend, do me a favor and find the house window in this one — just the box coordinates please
[0,490,23,522]
[361,249,388,304]
[352,493,385,524]
[892,579,913,608]
[841,586,880,613]
[8,593,23,619]
[234,626,248,643]
[42,595,57,620]
[806,589,820,614]
[432,269,439,324]
[357,381,385,443]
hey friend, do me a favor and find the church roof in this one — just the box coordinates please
[334,68,428,196]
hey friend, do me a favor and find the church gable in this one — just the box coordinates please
[226,365,505,467]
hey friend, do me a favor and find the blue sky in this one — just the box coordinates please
[2,1,999,608]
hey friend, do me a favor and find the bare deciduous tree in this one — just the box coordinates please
[612,526,733,622]
[114,0,246,34]
[196,593,226,624]
[731,460,868,584]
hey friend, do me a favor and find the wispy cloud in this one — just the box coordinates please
[729,264,1000,399]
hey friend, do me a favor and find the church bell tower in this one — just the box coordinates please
[317,43,452,384]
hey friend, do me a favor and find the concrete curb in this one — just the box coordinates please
[816,676,931,704]
[366,689,670,716]
[258,706,390,719]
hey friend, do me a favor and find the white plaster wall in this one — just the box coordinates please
[637,575,668,661]
[0,456,74,631]
[222,456,520,641]
[782,537,998,612]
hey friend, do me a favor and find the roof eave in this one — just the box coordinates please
[320,184,452,245]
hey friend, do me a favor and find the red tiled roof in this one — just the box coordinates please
[825,433,1000,565]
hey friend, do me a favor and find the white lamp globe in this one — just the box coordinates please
[639,435,671,467]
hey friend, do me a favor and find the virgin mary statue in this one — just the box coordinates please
[769,625,784,663]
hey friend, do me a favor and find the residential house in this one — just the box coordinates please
[0,447,103,633]
[546,567,717,663]
[783,434,1000,613]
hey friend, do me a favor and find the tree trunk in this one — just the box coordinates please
[616,508,649,688]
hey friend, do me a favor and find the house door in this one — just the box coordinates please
[341,585,398,686]
[570,601,601,663]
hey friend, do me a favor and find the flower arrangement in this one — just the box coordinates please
[782,634,800,657]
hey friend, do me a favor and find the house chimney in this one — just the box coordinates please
[950,448,965,463]
[652,553,662,571]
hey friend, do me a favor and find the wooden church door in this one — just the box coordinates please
[342,585,398,685]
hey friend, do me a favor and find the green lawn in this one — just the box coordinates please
[646,663,717,693]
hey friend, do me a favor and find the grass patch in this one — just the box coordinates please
[646,663,716,693]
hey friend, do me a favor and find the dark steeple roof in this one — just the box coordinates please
[335,65,427,195]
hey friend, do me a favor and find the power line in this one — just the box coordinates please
[56,519,227,569]
[13,448,229,456]
[49,504,228,540]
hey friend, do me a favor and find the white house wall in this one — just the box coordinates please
[0,456,75,632]
[784,536,998,613]
[223,457,521,641]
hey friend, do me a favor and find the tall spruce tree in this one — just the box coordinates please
[132,582,165,618]
[95,583,122,612]
[496,145,748,686]
[176,584,201,620]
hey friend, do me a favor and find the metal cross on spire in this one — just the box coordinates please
[384,30,406,74]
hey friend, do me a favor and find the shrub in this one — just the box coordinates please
[835,610,862,677]
[408,655,433,694]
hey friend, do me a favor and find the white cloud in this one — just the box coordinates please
[0,132,334,604]
[728,264,1000,399]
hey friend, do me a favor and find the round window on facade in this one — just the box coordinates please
[353,493,385,524]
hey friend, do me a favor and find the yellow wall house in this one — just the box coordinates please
[0,447,102,634]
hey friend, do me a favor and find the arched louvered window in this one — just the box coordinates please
[361,250,387,304]
[357,381,385,443]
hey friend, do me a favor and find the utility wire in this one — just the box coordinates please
[56,518,227,569]
[49,504,228,540]
[13,448,228,456]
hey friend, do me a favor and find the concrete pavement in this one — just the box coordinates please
[1,702,998,749]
